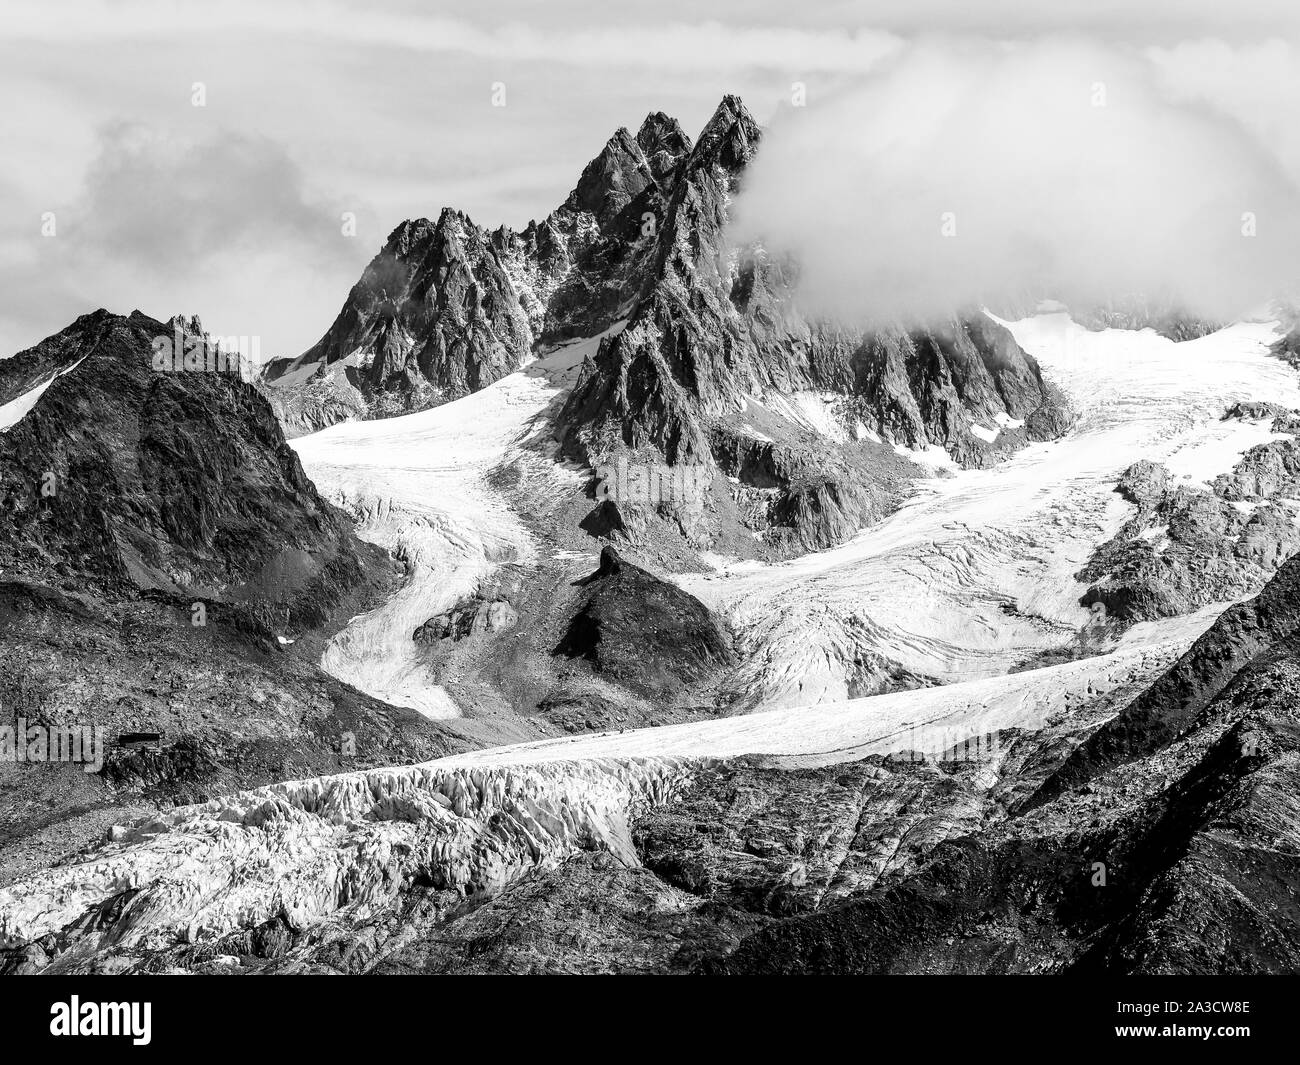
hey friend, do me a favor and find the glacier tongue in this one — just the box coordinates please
[0,625,1184,958]
[0,632,1178,953]
[0,756,695,948]
[289,327,618,717]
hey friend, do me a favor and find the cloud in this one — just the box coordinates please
[4,2,903,72]
[3,3,1299,359]
[731,36,1300,326]
[1148,38,1300,177]
[73,122,354,272]
[0,124,373,361]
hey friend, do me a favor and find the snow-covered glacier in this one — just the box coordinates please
[679,313,1300,707]
[2,312,1297,964]
[289,326,619,718]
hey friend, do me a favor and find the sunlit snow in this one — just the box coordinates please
[290,324,621,717]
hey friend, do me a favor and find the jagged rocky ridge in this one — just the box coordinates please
[260,112,693,433]
[262,96,1072,554]
[1071,296,1223,343]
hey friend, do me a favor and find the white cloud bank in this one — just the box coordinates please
[731,36,1300,326]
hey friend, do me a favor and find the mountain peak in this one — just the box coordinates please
[636,111,692,185]
[565,124,656,229]
[384,217,436,256]
[690,94,760,171]
[636,111,691,157]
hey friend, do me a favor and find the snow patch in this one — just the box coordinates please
[0,356,89,432]
[892,441,960,473]
[755,390,849,442]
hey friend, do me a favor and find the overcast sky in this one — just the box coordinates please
[1,0,1297,358]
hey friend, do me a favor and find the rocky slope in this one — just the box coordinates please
[262,96,1072,555]
[4,548,1297,975]
[1077,405,1300,623]
[0,311,470,887]
[259,111,692,435]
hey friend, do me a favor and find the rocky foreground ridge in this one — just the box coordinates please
[0,313,468,886]
[3,550,1299,973]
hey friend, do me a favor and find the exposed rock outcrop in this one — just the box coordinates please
[554,547,735,700]
[0,311,467,883]
[415,598,518,643]
[1077,409,1300,623]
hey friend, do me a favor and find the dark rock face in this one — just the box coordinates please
[556,97,1072,551]
[845,315,1074,467]
[0,310,365,618]
[1072,297,1222,342]
[0,311,468,883]
[554,547,735,700]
